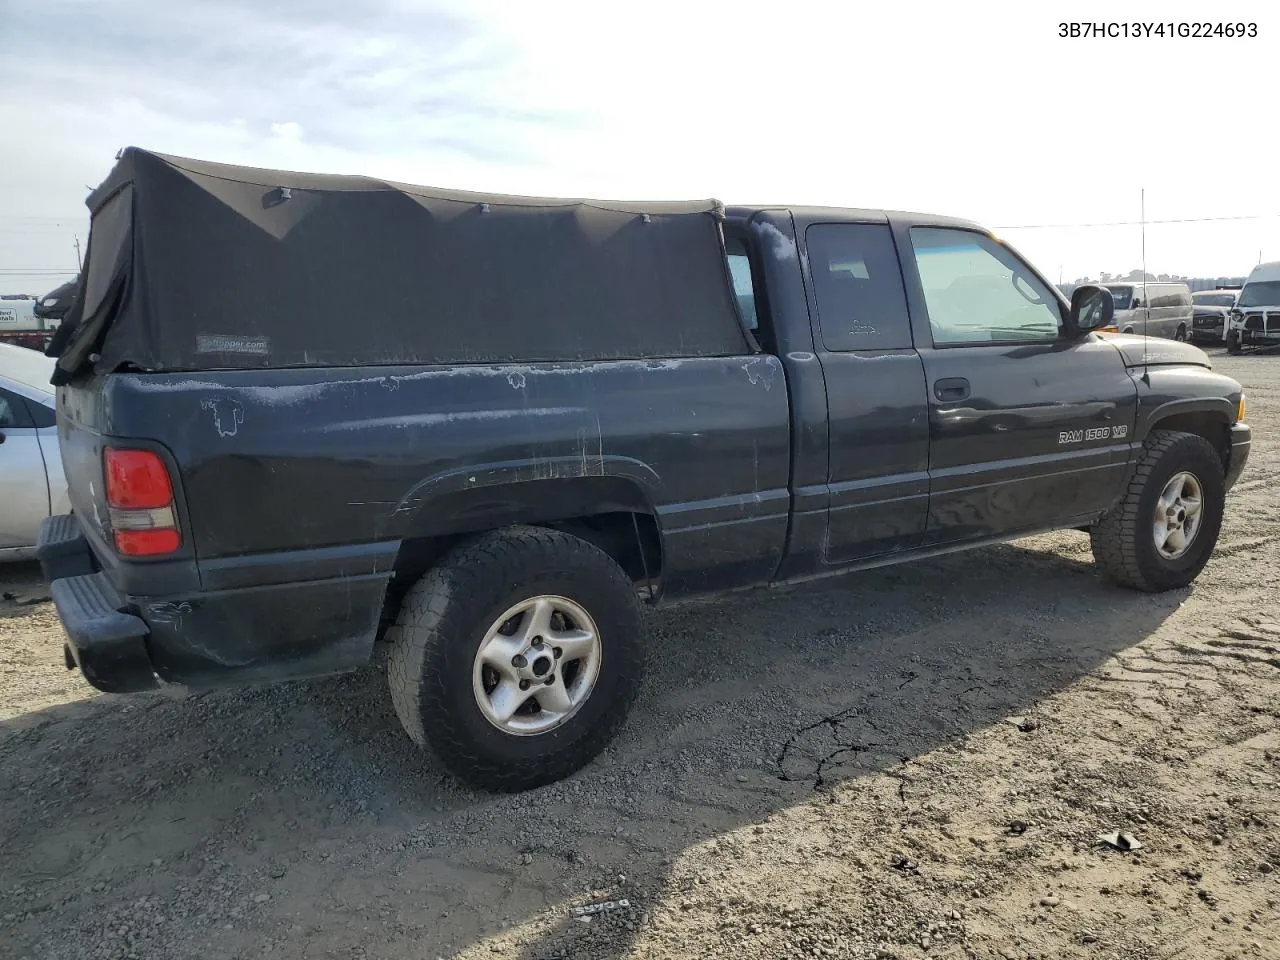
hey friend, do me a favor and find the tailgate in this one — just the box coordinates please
[56,374,114,552]
[53,374,199,596]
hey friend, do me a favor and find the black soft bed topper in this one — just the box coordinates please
[51,148,749,383]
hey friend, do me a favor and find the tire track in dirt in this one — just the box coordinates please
[4,352,1280,960]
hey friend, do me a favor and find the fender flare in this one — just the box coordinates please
[379,455,663,541]
[1135,396,1234,445]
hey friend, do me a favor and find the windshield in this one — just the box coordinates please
[1193,292,1237,308]
[1239,281,1280,309]
[1104,285,1133,310]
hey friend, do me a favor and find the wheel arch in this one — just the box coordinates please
[380,463,666,626]
[1140,399,1234,474]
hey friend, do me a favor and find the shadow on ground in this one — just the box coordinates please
[0,536,1184,960]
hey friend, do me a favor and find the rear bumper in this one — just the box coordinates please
[50,572,160,693]
[38,515,157,693]
[37,514,395,693]
[37,513,97,580]
[1225,423,1251,492]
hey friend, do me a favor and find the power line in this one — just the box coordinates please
[996,213,1280,230]
[0,215,87,222]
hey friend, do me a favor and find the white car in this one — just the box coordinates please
[0,342,68,560]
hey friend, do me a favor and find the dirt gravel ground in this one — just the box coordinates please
[3,349,1279,960]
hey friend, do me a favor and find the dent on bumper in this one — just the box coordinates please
[39,513,395,692]
[50,573,159,693]
[142,574,389,688]
[39,516,158,693]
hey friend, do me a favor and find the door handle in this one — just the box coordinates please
[933,377,971,402]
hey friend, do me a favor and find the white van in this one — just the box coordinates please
[1226,262,1280,353]
[1100,281,1194,341]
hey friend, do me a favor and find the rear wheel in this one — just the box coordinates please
[387,526,643,791]
[1090,430,1225,592]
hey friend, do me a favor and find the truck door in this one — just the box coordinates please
[802,221,930,563]
[896,223,1138,544]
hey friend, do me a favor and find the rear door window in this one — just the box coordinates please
[806,223,913,351]
[0,388,35,428]
[23,395,56,428]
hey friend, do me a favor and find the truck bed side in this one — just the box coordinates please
[56,356,791,686]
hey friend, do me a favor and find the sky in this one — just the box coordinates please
[0,0,1276,294]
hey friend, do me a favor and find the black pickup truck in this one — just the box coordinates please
[38,150,1250,791]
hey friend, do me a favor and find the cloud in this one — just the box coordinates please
[0,0,1275,293]
[269,122,304,142]
[3,0,569,164]
[0,0,597,290]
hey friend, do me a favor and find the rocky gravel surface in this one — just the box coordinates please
[2,349,1279,960]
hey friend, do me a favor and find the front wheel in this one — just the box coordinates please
[387,526,643,791]
[1226,331,1242,354]
[1175,324,1187,342]
[1090,430,1225,592]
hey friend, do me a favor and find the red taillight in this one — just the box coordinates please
[103,447,181,556]
[104,448,173,509]
[114,529,182,557]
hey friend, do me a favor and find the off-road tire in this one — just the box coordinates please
[387,526,643,791]
[1227,331,1242,354]
[1090,430,1225,592]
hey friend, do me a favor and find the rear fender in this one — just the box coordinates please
[383,456,663,541]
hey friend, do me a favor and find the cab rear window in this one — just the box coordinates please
[806,223,912,351]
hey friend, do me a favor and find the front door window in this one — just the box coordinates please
[910,228,1062,345]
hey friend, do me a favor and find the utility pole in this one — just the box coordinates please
[74,235,82,271]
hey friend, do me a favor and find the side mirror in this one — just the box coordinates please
[1067,284,1114,335]
[1131,298,1143,309]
